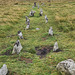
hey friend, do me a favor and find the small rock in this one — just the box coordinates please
[36,28,40,30]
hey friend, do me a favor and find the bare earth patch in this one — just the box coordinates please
[19,56,32,64]
[35,45,62,58]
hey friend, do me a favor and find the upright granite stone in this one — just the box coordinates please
[25,20,30,30]
[12,40,22,54]
[0,64,8,75]
[39,8,43,16]
[45,15,48,23]
[49,27,53,36]
[56,59,75,75]
[25,16,30,25]
[18,31,23,39]
[29,10,35,17]
[53,42,58,51]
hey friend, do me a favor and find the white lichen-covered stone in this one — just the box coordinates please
[18,31,23,39]
[0,64,8,75]
[56,59,75,75]
[12,40,22,54]
[53,42,58,51]
[45,15,48,23]
[49,27,53,36]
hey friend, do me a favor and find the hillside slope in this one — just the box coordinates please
[0,1,75,75]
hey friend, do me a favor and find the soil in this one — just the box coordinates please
[35,45,62,58]
[19,56,32,64]
[35,45,53,58]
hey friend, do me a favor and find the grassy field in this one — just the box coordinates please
[0,1,75,75]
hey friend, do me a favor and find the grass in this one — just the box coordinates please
[0,1,75,75]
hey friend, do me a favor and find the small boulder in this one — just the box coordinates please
[56,59,75,75]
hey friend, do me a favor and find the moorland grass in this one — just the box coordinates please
[0,1,75,75]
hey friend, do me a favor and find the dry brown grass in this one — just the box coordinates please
[0,5,27,26]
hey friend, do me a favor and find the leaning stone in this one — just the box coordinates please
[56,59,75,75]
[0,64,8,75]
[12,40,22,54]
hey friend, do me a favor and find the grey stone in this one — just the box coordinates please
[0,64,8,75]
[45,15,48,23]
[34,2,36,7]
[18,31,23,39]
[29,10,35,17]
[39,8,43,16]
[25,16,30,24]
[49,27,53,36]
[56,59,75,75]
[53,42,58,51]
[36,28,40,30]
[12,40,22,54]
[26,25,30,30]
[38,4,40,9]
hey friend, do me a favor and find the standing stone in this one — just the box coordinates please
[38,4,40,9]
[12,40,22,54]
[32,6,34,8]
[0,64,8,75]
[56,59,75,75]
[25,20,30,30]
[18,31,23,39]
[39,8,43,16]
[49,27,53,36]
[25,16,30,24]
[53,42,58,51]
[29,10,35,17]
[34,2,36,7]
[45,15,48,23]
